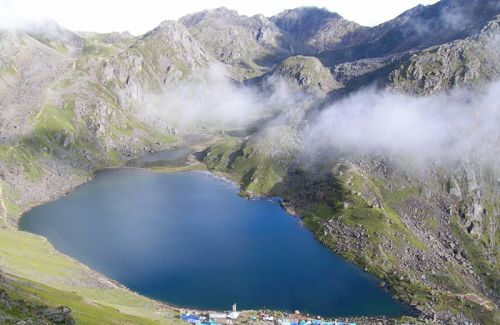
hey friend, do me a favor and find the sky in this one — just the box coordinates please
[1,0,440,35]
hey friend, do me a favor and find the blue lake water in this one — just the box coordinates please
[20,169,411,317]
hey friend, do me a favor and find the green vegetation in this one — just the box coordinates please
[0,63,17,77]
[1,274,182,325]
[0,227,180,324]
[0,144,44,181]
[451,216,500,290]
[32,103,76,142]
[150,164,206,173]
[203,138,286,194]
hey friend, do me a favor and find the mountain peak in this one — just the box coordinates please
[274,7,342,20]
[270,7,362,53]
[272,7,344,32]
[180,7,243,27]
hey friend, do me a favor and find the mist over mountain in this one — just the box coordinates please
[0,0,500,324]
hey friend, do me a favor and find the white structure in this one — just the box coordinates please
[209,313,227,319]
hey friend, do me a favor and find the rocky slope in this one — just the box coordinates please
[268,55,339,96]
[201,133,499,324]
[180,8,289,76]
[318,13,500,100]
[387,14,500,94]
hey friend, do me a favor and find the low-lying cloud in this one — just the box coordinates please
[140,63,500,169]
[141,64,304,133]
[303,81,500,168]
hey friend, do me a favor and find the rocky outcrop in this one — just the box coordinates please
[41,306,76,325]
[269,55,339,95]
[0,285,75,325]
[387,15,500,94]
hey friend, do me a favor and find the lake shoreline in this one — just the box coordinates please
[17,148,414,318]
[13,145,418,323]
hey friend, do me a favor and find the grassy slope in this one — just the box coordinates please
[0,274,179,325]
[0,227,181,324]
[203,137,286,195]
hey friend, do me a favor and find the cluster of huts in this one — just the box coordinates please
[180,304,241,325]
[179,307,358,325]
[180,312,240,325]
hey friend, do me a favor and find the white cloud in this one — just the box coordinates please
[141,64,290,132]
[139,60,500,169]
[303,82,500,167]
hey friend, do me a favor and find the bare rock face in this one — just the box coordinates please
[271,7,363,53]
[40,306,76,325]
[387,15,500,94]
[0,289,10,309]
[178,7,363,72]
